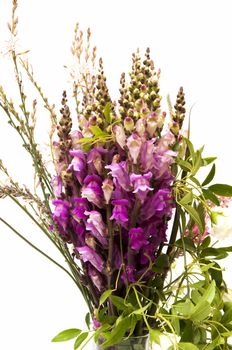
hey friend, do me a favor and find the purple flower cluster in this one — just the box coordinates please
[51,126,175,296]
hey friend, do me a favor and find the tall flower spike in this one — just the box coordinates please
[93,57,113,125]
[57,91,75,196]
[170,86,186,136]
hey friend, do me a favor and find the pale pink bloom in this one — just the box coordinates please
[113,124,126,149]
[127,133,142,164]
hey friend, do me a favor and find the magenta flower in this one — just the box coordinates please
[129,227,149,251]
[77,246,105,272]
[130,172,153,203]
[85,211,108,247]
[110,199,130,226]
[81,175,103,208]
[126,133,142,164]
[72,197,89,221]
[141,188,173,221]
[69,149,86,184]
[105,161,130,191]
[52,199,70,230]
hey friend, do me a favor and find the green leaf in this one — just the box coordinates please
[184,138,195,162]
[222,302,232,324]
[110,295,129,311]
[131,301,152,315]
[179,191,194,205]
[100,317,131,349]
[175,237,196,252]
[150,329,161,345]
[178,159,192,172]
[103,102,111,123]
[89,125,109,138]
[76,137,95,144]
[202,189,220,206]
[51,328,81,342]
[201,247,228,260]
[192,150,202,175]
[85,312,90,330]
[190,176,201,187]
[202,164,216,186]
[209,183,232,197]
[209,262,223,287]
[191,301,211,321]
[99,289,114,306]
[181,204,204,234]
[152,254,169,273]
[202,157,217,166]
[201,235,211,249]
[74,332,89,350]
[172,300,195,317]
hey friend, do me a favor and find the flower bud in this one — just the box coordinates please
[102,178,114,204]
[170,122,179,135]
[89,115,97,125]
[135,99,143,111]
[124,117,134,131]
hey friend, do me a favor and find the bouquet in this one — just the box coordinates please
[1,2,232,349]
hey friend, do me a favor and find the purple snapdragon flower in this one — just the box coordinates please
[129,227,149,251]
[72,197,89,221]
[77,246,105,272]
[105,161,130,191]
[52,199,70,230]
[87,147,107,175]
[140,188,173,221]
[110,199,130,227]
[85,211,108,247]
[69,149,86,184]
[140,140,156,172]
[130,172,153,203]
[82,175,103,208]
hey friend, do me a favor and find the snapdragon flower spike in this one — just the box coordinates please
[81,175,103,208]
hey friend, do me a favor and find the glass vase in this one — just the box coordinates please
[95,334,151,350]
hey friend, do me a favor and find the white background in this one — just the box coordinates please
[0,0,232,349]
